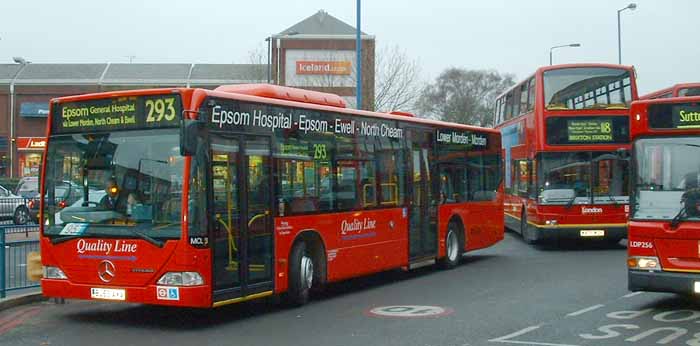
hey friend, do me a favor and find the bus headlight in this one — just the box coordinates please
[627,256,661,271]
[44,266,68,279]
[157,272,204,286]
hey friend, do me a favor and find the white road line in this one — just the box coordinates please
[623,292,644,298]
[489,325,581,346]
[565,304,604,317]
[488,325,542,342]
[489,340,580,346]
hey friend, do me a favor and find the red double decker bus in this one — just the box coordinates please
[640,83,700,100]
[39,84,503,307]
[494,63,638,244]
[628,96,700,294]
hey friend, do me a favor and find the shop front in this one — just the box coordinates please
[16,137,46,178]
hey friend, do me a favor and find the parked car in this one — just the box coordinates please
[0,184,31,224]
[28,181,83,223]
[15,176,39,198]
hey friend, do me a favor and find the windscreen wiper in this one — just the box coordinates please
[670,207,687,230]
[603,190,619,206]
[51,234,83,245]
[565,195,577,209]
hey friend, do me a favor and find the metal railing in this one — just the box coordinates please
[1,224,40,298]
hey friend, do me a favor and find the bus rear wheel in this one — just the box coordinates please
[440,222,462,269]
[287,241,313,306]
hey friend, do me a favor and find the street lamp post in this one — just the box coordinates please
[265,36,272,83]
[9,57,30,178]
[549,43,581,65]
[617,3,637,64]
[274,31,299,85]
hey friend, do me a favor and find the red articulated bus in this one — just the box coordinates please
[493,63,638,244]
[39,84,504,308]
[640,83,700,100]
[628,96,700,294]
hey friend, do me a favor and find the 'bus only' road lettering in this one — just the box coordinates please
[367,305,452,318]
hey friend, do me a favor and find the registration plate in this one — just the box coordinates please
[694,282,700,294]
[90,288,126,301]
[580,230,605,237]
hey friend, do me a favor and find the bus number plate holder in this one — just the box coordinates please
[91,288,126,301]
[580,230,605,237]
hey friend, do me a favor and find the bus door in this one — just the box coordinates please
[408,131,438,262]
[210,134,274,303]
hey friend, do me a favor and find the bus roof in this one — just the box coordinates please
[50,85,499,135]
[497,63,635,99]
[640,83,700,100]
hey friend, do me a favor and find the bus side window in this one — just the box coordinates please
[336,164,358,210]
[527,78,536,112]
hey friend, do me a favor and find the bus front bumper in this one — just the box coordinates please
[528,224,627,242]
[629,270,700,295]
[41,279,212,308]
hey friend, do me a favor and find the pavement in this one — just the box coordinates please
[0,289,45,311]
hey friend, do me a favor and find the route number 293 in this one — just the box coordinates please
[145,97,176,123]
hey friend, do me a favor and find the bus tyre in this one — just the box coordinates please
[13,206,29,225]
[440,223,462,269]
[287,242,313,306]
[521,211,536,245]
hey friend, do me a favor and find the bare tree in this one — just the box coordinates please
[374,45,422,113]
[243,43,268,82]
[416,68,515,126]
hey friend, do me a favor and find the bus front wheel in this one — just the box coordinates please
[521,211,536,245]
[287,242,313,306]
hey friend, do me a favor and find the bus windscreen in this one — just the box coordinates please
[544,67,632,110]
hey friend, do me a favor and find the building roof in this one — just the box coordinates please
[277,9,369,37]
[102,63,191,84]
[0,63,265,86]
[0,64,23,82]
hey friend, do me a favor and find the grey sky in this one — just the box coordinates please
[1,0,697,94]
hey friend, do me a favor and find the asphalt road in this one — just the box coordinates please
[2,232,699,346]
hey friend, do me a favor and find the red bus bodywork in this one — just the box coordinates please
[495,63,637,243]
[40,85,504,308]
[628,96,700,294]
[640,83,700,100]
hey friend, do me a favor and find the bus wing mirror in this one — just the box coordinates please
[180,119,204,156]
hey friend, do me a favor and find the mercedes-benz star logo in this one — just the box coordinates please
[98,260,116,283]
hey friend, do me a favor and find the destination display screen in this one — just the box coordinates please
[648,103,700,129]
[52,94,182,134]
[436,129,488,150]
[546,116,629,145]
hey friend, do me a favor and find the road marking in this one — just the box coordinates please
[0,306,42,335]
[489,325,580,346]
[367,305,452,318]
[623,292,644,298]
[566,304,605,317]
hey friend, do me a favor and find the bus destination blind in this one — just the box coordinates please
[566,119,613,142]
[673,104,700,129]
[54,95,182,133]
